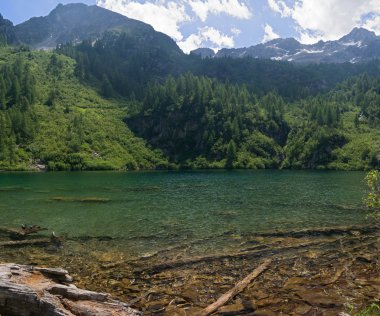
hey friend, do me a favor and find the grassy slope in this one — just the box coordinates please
[330,110,380,171]
[1,47,379,171]
[284,101,380,171]
[0,47,168,170]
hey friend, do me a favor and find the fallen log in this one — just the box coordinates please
[0,225,48,239]
[0,238,52,247]
[35,267,73,283]
[20,225,48,236]
[196,259,271,316]
[322,259,355,286]
[0,233,62,248]
[241,224,379,240]
[128,288,158,306]
[0,263,141,316]
[134,237,346,275]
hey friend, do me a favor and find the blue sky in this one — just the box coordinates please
[1,0,380,53]
[0,0,95,24]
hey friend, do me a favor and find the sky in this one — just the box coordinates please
[1,0,380,53]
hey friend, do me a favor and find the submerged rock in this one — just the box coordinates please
[296,289,345,308]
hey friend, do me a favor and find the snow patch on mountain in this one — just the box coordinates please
[192,28,380,64]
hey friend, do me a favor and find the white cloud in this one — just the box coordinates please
[363,14,380,35]
[97,0,190,41]
[97,0,251,51]
[177,34,203,53]
[262,24,280,43]
[231,27,242,36]
[187,0,252,22]
[178,26,235,53]
[267,0,380,44]
[267,0,291,17]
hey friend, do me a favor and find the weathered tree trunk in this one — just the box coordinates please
[0,263,141,316]
[196,259,271,316]
[0,238,52,247]
[0,225,47,239]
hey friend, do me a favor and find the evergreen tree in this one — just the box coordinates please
[226,140,237,169]
[101,74,113,98]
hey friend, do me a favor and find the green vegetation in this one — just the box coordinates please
[57,30,185,99]
[0,14,17,46]
[57,31,380,102]
[1,33,380,171]
[364,170,380,216]
[0,46,169,171]
[355,303,380,316]
[125,73,380,170]
[0,48,38,170]
[126,74,287,169]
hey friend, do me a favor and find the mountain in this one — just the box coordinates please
[11,3,186,98]
[190,48,215,58]
[192,28,380,64]
[5,5,380,101]
[1,5,380,171]
[0,14,17,45]
[14,3,181,54]
[0,46,170,171]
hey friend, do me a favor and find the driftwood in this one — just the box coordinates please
[0,233,62,248]
[0,225,48,239]
[0,238,52,247]
[196,259,271,316]
[135,237,346,275]
[0,263,141,316]
[244,224,378,239]
[133,225,380,276]
[322,259,355,286]
[128,289,156,306]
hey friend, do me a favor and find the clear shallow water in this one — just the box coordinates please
[0,170,370,258]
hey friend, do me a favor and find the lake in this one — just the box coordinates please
[0,170,376,314]
[0,170,370,259]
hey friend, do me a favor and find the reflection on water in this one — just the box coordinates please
[0,170,370,259]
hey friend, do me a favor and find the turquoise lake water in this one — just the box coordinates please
[0,170,370,258]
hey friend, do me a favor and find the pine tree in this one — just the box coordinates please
[0,78,6,110]
[226,140,237,169]
[101,74,113,98]
[10,79,21,106]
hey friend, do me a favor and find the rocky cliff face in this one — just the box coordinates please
[13,3,181,54]
[0,14,17,46]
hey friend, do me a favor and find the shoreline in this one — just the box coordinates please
[1,224,379,315]
[0,167,371,173]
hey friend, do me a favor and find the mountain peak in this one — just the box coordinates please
[51,2,91,13]
[0,13,17,45]
[190,48,215,58]
[13,3,158,49]
[267,37,302,51]
[340,27,377,42]
[203,27,380,64]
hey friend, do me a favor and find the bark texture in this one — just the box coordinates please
[0,263,141,316]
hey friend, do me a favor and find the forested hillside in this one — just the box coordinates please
[125,73,380,170]
[0,47,169,170]
[1,3,380,171]
[1,45,380,171]
[57,31,380,101]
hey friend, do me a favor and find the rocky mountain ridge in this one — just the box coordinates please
[192,28,380,64]
[3,3,180,54]
[2,4,379,65]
